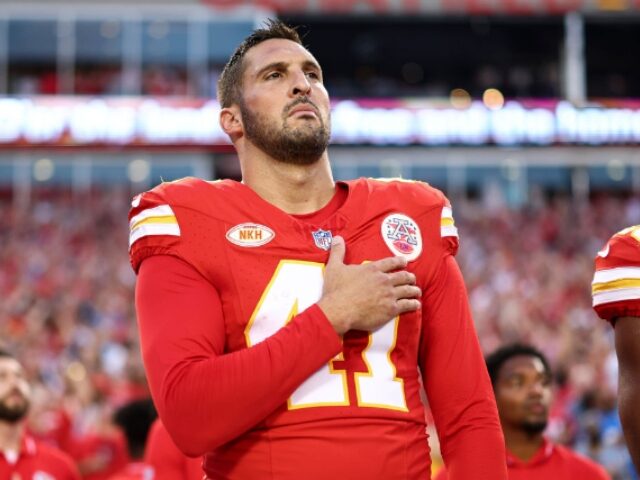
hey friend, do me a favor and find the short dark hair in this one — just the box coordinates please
[217,19,302,108]
[113,398,157,459]
[0,349,15,360]
[485,343,552,386]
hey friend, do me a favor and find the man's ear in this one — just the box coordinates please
[220,106,243,139]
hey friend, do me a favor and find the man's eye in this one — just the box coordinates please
[306,71,319,79]
[508,378,523,387]
[266,72,282,80]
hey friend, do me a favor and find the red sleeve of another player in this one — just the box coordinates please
[136,255,342,457]
[593,231,640,322]
[419,255,507,480]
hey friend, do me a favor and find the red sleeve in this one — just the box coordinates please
[592,228,640,322]
[136,255,342,457]
[186,456,204,480]
[419,255,507,480]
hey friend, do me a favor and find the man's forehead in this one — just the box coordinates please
[500,355,546,377]
[244,38,318,73]
[0,357,23,373]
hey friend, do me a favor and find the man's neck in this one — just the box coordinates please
[0,421,25,452]
[241,151,336,215]
[503,426,544,462]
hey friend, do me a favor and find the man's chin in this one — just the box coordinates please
[286,122,323,137]
[0,402,29,423]
[521,420,547,435]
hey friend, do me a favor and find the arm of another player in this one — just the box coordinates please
[136,255,343,457]
[419,255,507,480]
[614,316,640,473]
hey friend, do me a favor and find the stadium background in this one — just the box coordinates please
[0,0,639,478]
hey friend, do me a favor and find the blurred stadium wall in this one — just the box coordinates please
[0,0,639,205]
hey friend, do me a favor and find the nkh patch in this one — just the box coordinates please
[312,229,333,251]
[381,213,422,261]
[226,223,275,247]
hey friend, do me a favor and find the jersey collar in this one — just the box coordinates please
[506,437,554,468]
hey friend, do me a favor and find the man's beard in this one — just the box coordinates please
[0,394,29,423]
[240,98,330,165]
[521,419,547,435]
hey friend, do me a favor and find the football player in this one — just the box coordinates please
[130,19,506,479]
[592,225,640,473]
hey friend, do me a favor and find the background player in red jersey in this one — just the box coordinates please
[435,344,610,480]
[592,226,640,473]
[0,349,81,480]
[144,418,202,480]
[130,19,506,479]
[108,398,157,480]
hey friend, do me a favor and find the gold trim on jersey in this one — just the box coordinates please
[131,215,178,231]
[128,205,180,249]
[593,278,640,294]
[592,266,640,306]
[440,206,458,238]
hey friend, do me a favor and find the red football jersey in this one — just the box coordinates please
[592,225,640,322]
[144,419,203,480]
[0,435,81,480]
[69,431,128,480]
[434,438,609,480]
[130,177,506,480]
[107,462,154,480]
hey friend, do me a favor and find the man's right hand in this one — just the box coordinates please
[317,236,422,335]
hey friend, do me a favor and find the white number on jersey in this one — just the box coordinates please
[246,260,408,411]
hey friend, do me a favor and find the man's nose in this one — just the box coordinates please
[528,381,546,397]
[291,71,312,96]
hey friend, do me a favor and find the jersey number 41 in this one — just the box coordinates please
[246,260,408,412]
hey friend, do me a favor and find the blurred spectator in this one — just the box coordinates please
[142,67,189,96]
[436,343,610,479]
[70,403,129,480]
[109,398,157,480]
[574,389,634,480]
[0,348,80,479]
[9,68,58,95]
[75,66,122,95]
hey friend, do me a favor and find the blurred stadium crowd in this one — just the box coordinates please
[0,186,637,478]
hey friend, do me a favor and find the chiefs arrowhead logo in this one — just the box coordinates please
[381,213,422,262]
[226,223,275,247]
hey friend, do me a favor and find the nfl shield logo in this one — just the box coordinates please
[312,229,333,251]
